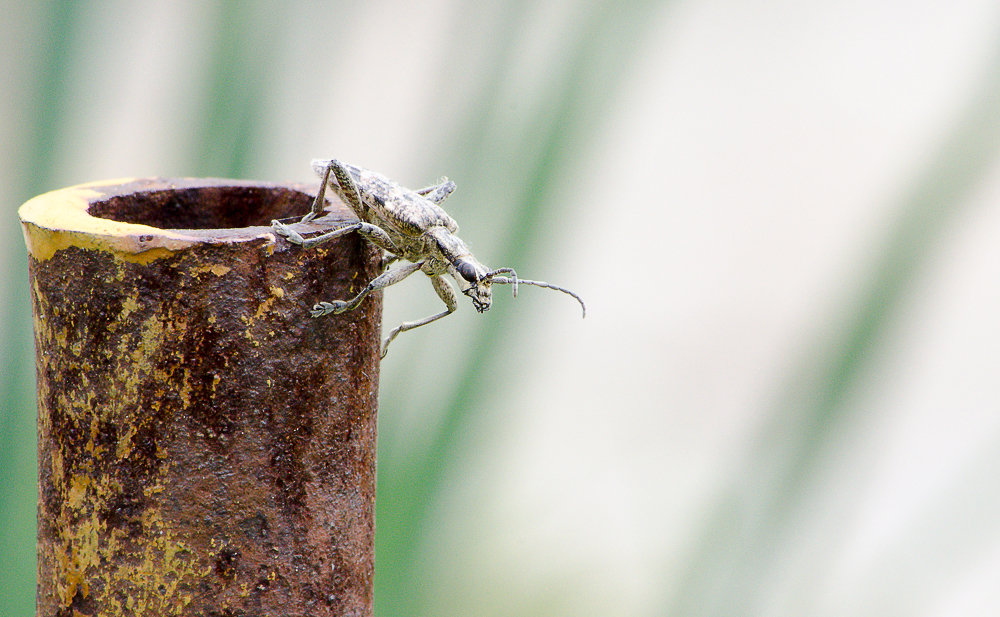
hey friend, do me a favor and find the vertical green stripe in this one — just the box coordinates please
[1,3,83,614]
[189,0,278,178]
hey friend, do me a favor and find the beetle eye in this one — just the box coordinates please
[456,260,480,283]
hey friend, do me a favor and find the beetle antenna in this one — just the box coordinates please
[486,268,518,297]
[490,276,586,318]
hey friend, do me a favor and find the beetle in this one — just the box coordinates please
[272,159,585,358]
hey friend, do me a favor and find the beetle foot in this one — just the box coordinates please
[271,220,306,245]
[311,301,349,317]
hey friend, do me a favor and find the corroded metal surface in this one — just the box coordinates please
[20,178,381,616]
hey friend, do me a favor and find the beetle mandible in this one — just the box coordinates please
[271,159,585,358]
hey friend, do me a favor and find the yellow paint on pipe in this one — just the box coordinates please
[18,180,203,263]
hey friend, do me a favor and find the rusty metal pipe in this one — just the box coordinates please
[19,178,381,616]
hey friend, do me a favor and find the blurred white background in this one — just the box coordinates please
[4,1,1000,615]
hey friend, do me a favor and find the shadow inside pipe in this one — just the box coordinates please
[88,184,316,230]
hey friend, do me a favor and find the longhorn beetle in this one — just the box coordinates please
[272,159,586,358]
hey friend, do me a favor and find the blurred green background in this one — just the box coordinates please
[4,1,1000,615]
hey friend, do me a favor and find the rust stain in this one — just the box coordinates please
[190,264,232,277]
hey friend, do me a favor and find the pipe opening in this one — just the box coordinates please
[89,185,315,230]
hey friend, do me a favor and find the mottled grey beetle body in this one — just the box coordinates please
[272,159,585,358]
[331,161,459,237]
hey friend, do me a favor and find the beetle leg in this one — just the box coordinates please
[380,274,458,358]
[307,158,375,221]
[326,159,372,219]
[415,178,456,204]
[272,219,400,254]
[272,219,356,247]
[300,160,335,223]
[381,253,400,271]
[311,261,423,317]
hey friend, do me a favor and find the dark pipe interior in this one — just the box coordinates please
[89,186,314,230]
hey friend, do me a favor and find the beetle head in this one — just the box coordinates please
[455,259,494,312]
